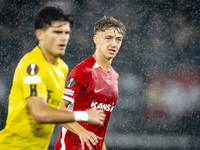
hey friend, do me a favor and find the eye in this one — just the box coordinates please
[65,31,70,34]
[53,31,62,34]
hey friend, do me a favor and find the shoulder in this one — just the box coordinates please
[77,56,96,72]
[111,67,119,79]
[68,56,94,79]
[17,47,47,74]
[74,56,95,72]
[58,58,69,75]
[19,47,45,65]
[83,56,96,69]
[111,67,118,75]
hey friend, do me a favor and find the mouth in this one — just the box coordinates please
[59,44,66,50]
[108,49,116,55]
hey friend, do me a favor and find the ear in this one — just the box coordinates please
[35,29,44,41]
[93,35,99,45]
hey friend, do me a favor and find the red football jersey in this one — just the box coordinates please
[55,56,119,150]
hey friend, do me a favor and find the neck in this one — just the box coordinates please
[93,51,112,71]
[38,45,58,65]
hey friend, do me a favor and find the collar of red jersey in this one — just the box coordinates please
[93,62,112,71]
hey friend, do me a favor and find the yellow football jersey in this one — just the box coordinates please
[0,46,68,150]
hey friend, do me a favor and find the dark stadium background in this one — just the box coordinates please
[1,0,200,149]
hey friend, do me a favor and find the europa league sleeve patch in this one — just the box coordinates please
[66,77,76,88]
[27,64,39,75]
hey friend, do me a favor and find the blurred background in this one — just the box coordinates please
[1,0,200,149]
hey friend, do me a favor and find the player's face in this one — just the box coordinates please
[94,28,123,60]
[42,21,70,58]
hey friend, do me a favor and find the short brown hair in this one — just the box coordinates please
[94,16,126,36]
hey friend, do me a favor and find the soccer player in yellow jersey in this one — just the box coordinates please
[0,6,105,150]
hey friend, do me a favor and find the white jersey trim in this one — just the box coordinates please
[60,127,68,150]
[93,61,114,72]
[62,95,74,103]
[93,62,100,69]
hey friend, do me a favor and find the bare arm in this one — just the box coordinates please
[102,142,106,150]
[60,100,103,150]
[27,96,75,124]
[27,96,105,126]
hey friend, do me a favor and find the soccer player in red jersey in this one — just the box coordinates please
[54,16,126,150]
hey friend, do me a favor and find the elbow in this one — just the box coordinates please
[34,118,43,124]
[27,96,49,124]
[32,112,46,124]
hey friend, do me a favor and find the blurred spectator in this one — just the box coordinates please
[143,72,166,121]
[162,61,200,119]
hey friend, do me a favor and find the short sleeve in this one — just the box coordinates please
[62,63,87,103]
[17,62,47,99]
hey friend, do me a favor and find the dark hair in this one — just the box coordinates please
[34,6,74,30]
[94,16,126,36]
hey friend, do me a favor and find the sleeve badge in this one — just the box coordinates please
[27,64,39,75]
[66,77,76,88]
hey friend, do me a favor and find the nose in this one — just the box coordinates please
[111,39,117,47]
[61,33,69,42]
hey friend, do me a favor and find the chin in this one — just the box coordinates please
[105,57,114,61]
[56,53,65,58]
[107,55,116,60]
